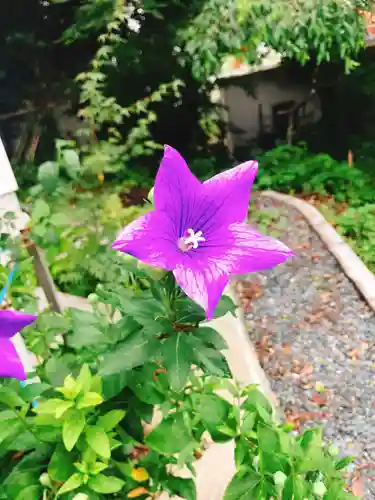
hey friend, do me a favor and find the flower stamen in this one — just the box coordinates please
[178,228,206,252]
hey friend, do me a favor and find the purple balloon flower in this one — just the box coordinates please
[0,310,37,380]
[112,146,293,319]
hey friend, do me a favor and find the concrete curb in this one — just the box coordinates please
[259,190,375,312]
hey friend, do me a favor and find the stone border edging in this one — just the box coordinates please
[258,190,375,312]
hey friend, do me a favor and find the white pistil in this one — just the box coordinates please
[183,228,206,249]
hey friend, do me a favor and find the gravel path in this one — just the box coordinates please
[236,195,375,498]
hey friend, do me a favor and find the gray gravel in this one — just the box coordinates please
[238,196,375,498]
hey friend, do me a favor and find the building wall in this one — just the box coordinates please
[218,66,322,149]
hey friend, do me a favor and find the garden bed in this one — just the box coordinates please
[36,285,275,500]
[237,194,375,497]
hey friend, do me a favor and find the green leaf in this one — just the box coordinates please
[191,393,231,430]
[70,310,107,349]
[55,400,75,418]
[224,470,261,499]
[193,326,228,350]
[258,424,287,474]
[3,470,40,499]
[57,374,82,400]
[20,383,50,402]
[38,161,59,193]
[97,410,126,431]
[101,371,128,399]
[186,334,230,376]
[44,354,76,386]
[243,386,273,423]
[33,398,66,415]
[282,475,307,500]
[77,364,93,393]
[31,199,50,222]
[234,437,249,468]
[98,330,158,377]
[86,425,111,459]
[335,456,355,470]
[213,295,236,318]
[77,392,103,409]
[0,387,26,408]
[63,409,85,451]
[56,473,83,496]
[50,212,70,227]
[88,474,125,494]
[146,413,194,454]
[298,428,326,472]
[62,149,81,180]
[127,364,165,405]
[167,477,196,500]
[161,333,192,391]
[241,412,256,436]
[48,445,75,482]
[15,485,42,500]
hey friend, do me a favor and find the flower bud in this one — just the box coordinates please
[312,481,326,497]
[273,471,287,488]
[88,293,99,304]
[72,494,89,500]
[328,444,339,457]
[147,187,154,206]
[39,473,52,488]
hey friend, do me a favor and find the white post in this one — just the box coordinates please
[0,137,63,312]
[0,138,29,244]
[0,138,39,374]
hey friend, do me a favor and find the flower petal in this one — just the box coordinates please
[198,160,258,231]
[227,223,293,274]
[0,337,26,380]
[111,211,180,270]
[173,259,229,320]
[154,145,202,236]
[0,310,37,339]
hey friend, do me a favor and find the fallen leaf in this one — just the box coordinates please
[295,243,312,249]
[319,291,332,301]
[306,311,325,324]
[299,363,313,378]
[348,348,361,361]
[283,344,292,355]
[311,253,321,261]
[315,381,326,393]
[311,392,328,406]
[285,410,328,431]
[351,474,364,498]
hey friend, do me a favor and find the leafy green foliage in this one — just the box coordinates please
[238,0,372,71]
[252,143,375,274]
[331,204,375,271]
[255,143,375,205]
[26,140,151,296]
[182,0,373,79]
[0,262,356,498]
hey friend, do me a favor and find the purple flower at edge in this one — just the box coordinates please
[0,310,37,380]
[112,146,293,319]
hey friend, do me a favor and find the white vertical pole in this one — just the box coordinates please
[0,137,63,312]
